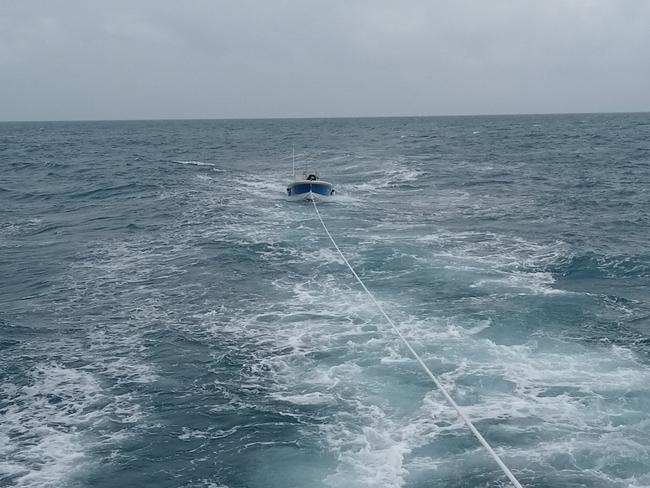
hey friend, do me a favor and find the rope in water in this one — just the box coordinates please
[311,199,524,488]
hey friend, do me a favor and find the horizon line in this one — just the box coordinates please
[1,109,649,124]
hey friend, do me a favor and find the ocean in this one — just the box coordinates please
[1,113,649,488]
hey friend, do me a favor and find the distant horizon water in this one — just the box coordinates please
[2,109,650,124]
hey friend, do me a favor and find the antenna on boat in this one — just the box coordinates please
[292,145,295,179]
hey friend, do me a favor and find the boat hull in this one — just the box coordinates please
[286,181,334,202]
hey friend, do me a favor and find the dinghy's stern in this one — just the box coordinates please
[286,181,335,201]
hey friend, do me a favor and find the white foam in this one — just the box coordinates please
[271,392,337,405]
[470,270,569,295]
[413,231,572,295]
[172,160,215,166]
[0,365,103,487]
[242,259,650,485]
[323,405,411,488]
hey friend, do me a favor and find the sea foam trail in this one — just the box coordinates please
[0,365,107,488]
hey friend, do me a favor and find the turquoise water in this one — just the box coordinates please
[1,114,650,487]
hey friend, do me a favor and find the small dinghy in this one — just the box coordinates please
[287,170,335,202]
[286,148,335,202]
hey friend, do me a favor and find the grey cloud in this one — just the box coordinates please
[1,0,649,121]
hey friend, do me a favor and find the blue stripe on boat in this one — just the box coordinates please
[288,182,332,196]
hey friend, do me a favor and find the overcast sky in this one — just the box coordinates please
[1,0,649,121]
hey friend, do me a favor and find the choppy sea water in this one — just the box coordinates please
[1,114,650,488]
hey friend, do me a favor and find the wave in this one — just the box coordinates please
[70,182,154,200]
[0,364,140,488]
[171,160,215,167]
[552,252,650,279]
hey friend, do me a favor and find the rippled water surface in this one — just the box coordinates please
[1,114,650,488]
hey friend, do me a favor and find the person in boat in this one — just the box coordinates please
[307,174,317,181]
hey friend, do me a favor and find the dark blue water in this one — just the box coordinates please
[1,114,650,488]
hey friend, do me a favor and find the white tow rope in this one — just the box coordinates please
[311,199,524,488]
